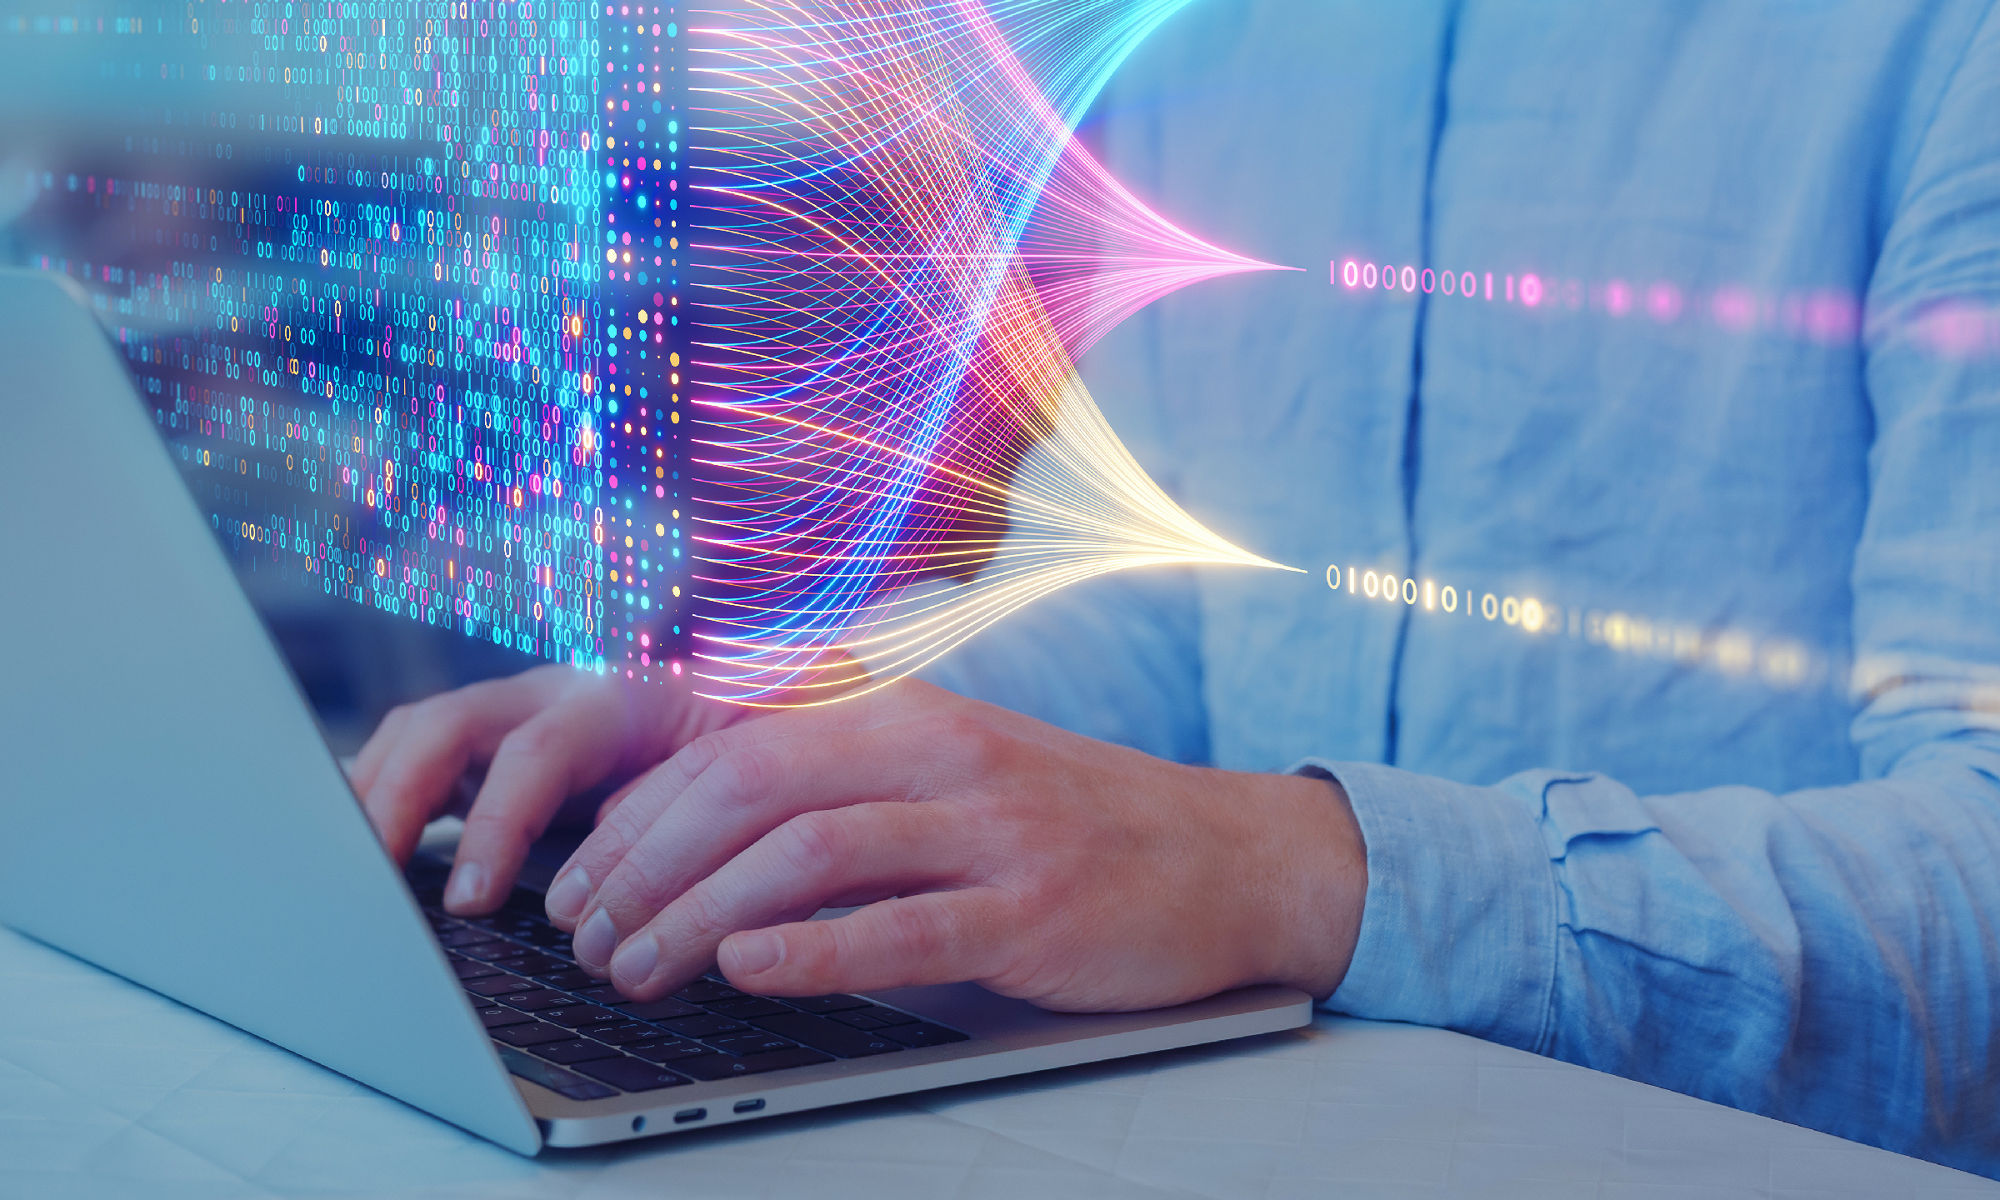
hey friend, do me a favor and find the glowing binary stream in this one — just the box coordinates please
[1333,255,2000,360]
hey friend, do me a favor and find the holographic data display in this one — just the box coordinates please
[8,2,689,681]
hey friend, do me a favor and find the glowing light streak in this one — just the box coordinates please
[689,0,1296,704]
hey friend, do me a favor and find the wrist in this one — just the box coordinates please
[1244,770,1368,1000]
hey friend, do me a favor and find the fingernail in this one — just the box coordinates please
[574,908,617,970]
[611,934,659,990]
[545,868,591,924]
[443,861,487,912]
[726,930,784,976]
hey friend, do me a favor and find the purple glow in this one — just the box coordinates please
[1646,283,1683,323]
[1799,291,1861,344]
[1711,286,1757,331]
[1911,302,2000,359]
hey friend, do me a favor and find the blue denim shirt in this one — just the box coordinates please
[919,0,2000,1176]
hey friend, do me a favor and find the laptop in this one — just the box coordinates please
[0,271,1312,1154]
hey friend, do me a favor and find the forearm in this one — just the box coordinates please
[1308,745,2000,1174]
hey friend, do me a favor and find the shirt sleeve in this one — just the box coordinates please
[1312,8,2000,1173]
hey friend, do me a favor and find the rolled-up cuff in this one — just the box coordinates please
[1291,758,1558,1052]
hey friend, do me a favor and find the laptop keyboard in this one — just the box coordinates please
[407,864,969,1101]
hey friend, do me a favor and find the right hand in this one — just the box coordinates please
[347,663,752,914]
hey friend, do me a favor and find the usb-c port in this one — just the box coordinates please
[733,1098,766,1114]
[673,1107,706,1125]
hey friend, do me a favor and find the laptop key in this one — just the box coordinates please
[626,1038,712,1064]
[785,994,870,1015]
[658,1014,749,1040]
[590,1022,662,1046]
[534,968,598,991]
[492,988,576,1012]
[614,997,703,1022]
[876,1021,969,1049]
[475,1004,534,1029]
[495,1047,617,1101]
[706,996,791,1020]
[489,951,567,977]
[535,1038,624,1066]
[748,1011,903,1058]
[674,979,743,1005]
[513,925,572,950]
[670,1047,833,1080]
[437,926,497,948]
[830,1006,917,1030]
[573,1057,693,1093]
[492,1021,573,1048]
[539,1004,629,1031]
[464,973,535,997]
[829,1011,893,1030]
[451,957,503,981]
[452,925,523,949]
[702,1032,798,1057]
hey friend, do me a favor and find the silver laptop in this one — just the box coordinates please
[0,271,1311,1154]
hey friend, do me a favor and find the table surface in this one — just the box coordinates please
[3,924,1994,1200]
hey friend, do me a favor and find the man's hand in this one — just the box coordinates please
[545,680,1369,1010]
[347,664,753,914]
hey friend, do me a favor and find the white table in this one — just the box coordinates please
[3,924,1993,1200]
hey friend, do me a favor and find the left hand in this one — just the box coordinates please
[543,680,1368,1011]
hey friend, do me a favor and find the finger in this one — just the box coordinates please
[592,770,650,827]
[546,693,907,928]
[565,721,955,970]
[346,704,410,799]
[565,674,748,839]
[605,802,968,997]
[355,678,550,864]
[444,677,648,913]
[544,746,692,929]
[716,889,1011,997]
[356,700,492,868]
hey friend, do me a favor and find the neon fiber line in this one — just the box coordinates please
[690,0,1296,705]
